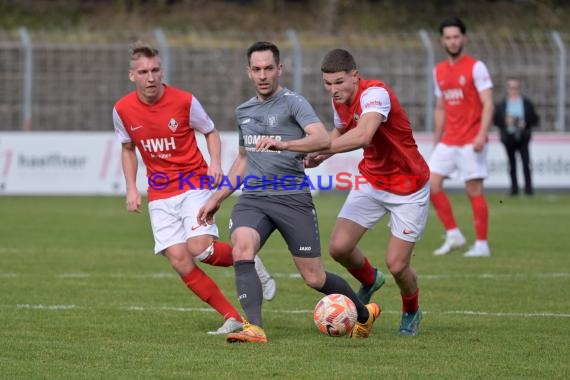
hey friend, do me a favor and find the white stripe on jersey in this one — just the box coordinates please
[189,97,215,134]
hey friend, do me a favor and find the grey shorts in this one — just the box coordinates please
[230,193,321,257]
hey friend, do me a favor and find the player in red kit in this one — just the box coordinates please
[307,49,430,336]
[430,18,494,257]
[112,42,275,334]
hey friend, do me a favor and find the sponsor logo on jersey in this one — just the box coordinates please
[243,134,282,145]
[140,137,176,153]
[442,88,464,102]
[168,118,179,132]
[364,100,383,109]
[130,125,143,131]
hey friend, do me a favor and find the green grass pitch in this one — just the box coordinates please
[1,193,569,379]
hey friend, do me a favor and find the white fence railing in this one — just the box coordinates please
[0,29,568,133]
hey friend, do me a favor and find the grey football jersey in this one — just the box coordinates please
[236,88,321,195]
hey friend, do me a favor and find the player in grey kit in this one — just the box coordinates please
[197,41,380,343]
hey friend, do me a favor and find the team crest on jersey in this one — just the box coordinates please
[459,75,466,86]
[268,115,278,127]
[354,113,360,122]
[167,118,179,132]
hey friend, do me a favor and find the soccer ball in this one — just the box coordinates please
[313,294,357,337]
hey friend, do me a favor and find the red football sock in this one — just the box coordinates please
[469,194,489,241]
[401,288,419,313]
[348,257,375,286]
[430,191,457,230]
[181,267,241,321]
[200,241,234,267]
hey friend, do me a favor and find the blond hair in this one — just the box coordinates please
[129,41,159,68]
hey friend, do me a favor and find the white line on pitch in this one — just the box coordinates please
[13,304,76,310]
[2,304,569,318]
[123,306,570,318]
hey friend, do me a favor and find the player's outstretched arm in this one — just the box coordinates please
[256,122,330,153]
[304,126,346,167]
[322,112,383,154]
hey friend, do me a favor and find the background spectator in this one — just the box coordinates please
[494,77,539,196]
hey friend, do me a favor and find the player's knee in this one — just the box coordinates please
[386,258,406,278]
[231,243,256,261]
[430,184,443,195]
[186,236,214,257]
[328,239,351,260]
[304,273,325,290]
[169,256,195,276]
[429,177,444,193]
[466,187,483,198]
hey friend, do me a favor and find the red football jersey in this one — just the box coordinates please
[113,85,213,201]
[333,79,429,195]
[434,55,493,146]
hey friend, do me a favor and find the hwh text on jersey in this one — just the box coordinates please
[443,88,464,102]
[140,137,176,153]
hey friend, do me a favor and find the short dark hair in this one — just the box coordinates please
[130,41,159,61]
[439,17,467,35]
[247,41,280,65]
[320,49,357,73]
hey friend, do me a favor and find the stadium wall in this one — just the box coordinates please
[1,132,569,195]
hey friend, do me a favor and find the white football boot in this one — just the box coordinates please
[207,317,243,335]
[434,233,466,256]
[463,242,491,257]
[254,255,276,301]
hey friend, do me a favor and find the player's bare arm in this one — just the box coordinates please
[203,128,224,187]
[473,88,494,152]
[320,112,383,155]
[433,97,445,145]
[121,142,141,213]
[197,146,247,226]
[256,122,330,153]
[304,127,343,168]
